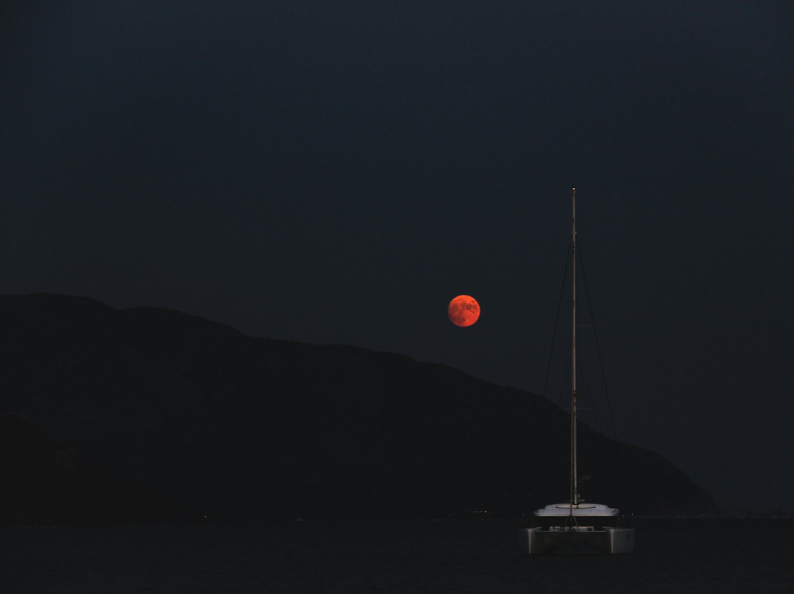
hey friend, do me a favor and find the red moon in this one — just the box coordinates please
[448,295,480,327]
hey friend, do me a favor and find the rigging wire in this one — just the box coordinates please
[577,360,605,435]
[541,240,572,401]
[554,368,568,409]
[577,240,619,441]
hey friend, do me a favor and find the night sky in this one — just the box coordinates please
[1,1,793,511]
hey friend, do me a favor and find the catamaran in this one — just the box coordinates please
[519,188,635,555]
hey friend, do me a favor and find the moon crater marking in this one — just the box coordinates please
[448,295,480,327]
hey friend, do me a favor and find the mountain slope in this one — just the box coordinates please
[0,294,716,524]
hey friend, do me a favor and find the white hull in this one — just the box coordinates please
[519,526,635,555]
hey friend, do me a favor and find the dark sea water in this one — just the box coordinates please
[1,519,792,593]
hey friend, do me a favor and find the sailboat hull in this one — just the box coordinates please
[519,527,635,555]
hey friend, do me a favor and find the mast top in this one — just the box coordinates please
[572,187,577,237]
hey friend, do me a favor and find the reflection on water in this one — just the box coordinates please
[0,519,792,593]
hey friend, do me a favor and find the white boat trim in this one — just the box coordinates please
[534,503,619,517]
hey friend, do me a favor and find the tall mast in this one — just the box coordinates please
[571,186,579,507]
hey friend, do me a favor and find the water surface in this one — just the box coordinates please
[1,519,791,592]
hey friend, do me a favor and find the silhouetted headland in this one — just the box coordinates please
[0,294,716,525]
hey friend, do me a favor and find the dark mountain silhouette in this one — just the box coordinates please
[0,294,715,525]
[0,411,189,525]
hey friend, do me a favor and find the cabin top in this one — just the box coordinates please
[534,503,619,517]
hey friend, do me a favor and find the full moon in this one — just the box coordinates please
[448,295,480,327]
